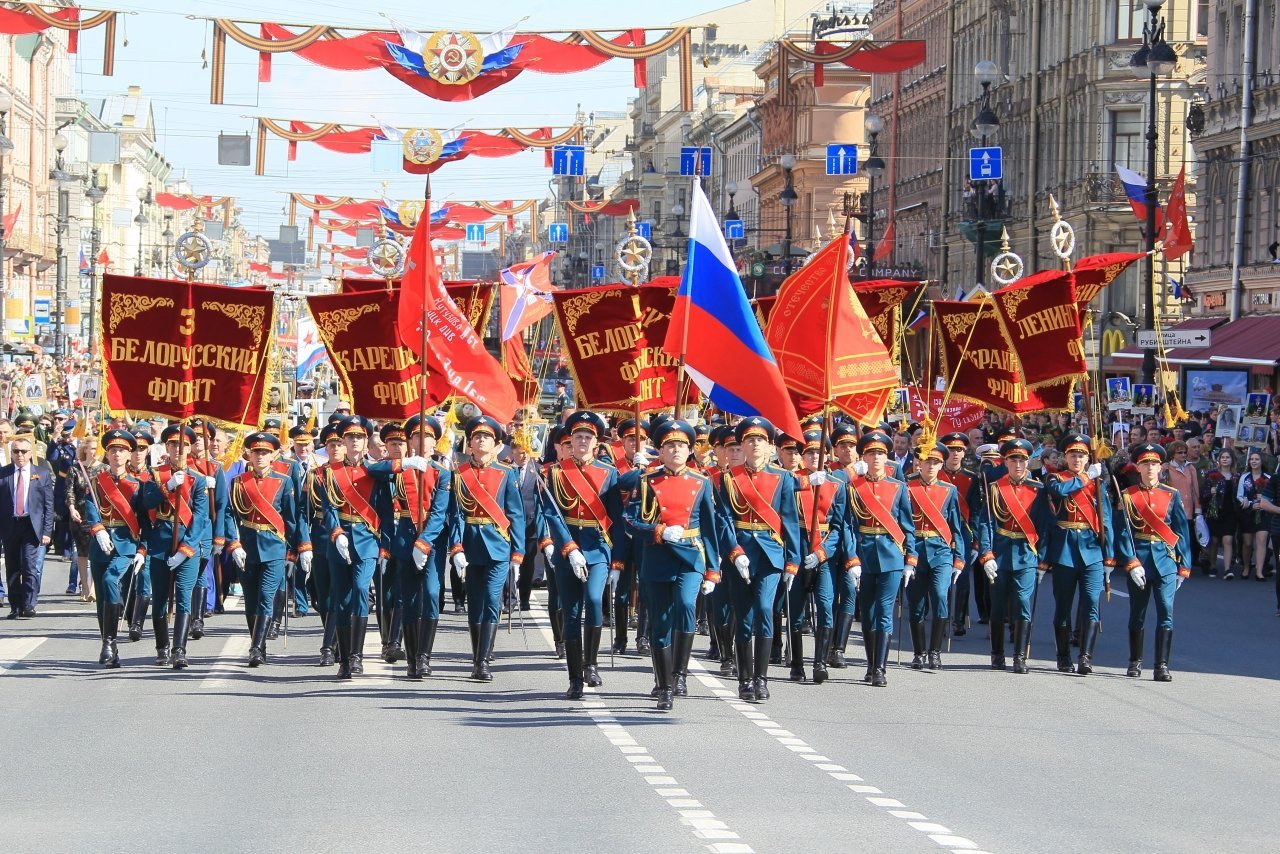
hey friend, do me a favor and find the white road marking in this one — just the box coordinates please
[0,637,47,673]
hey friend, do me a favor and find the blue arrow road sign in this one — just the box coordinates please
[680,146,713,176]
[969,146,1002,181]
[637,221,652,241]
[465,223,486,243]
[548,222,568,243]
[591,264,606,282]
[825,143,859,175]
[724,219,745,240]
[552,145,585,176]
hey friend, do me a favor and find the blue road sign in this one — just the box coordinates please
[679,146,713,177]
[552,144,585,177]
[548,222,569,243]
[724,219,745,240]
[825,143,859,176]
[34,300,50,323]
[465,223,486,243]
[591,264,606,282]
[969,146,1003,181]
[637,221,652,241]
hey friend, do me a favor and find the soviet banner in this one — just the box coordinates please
[853,278,922,364]
[990,270,1086,389]
[1072,251,1145,307]
[102,275,275,426]
[906,387,985,434]
[552,283,688,413]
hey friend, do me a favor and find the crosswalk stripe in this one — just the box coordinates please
[0,637,48,674]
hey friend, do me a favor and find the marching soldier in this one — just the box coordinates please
[537,425,572,658]
[225,432,309,667]
[905,442,966,670]
[264,417,305,642]
[937,432,979,636]
[608,418,649,658]
[449,416,525,682]
[977,438,1050,673]
[706,424,739,675]
[825,422,863,668]
[83,429,150,668]
[124,430,155,643]
[623,419,721,711]
[307,423,344,665]
[320,415,382,679]
[185,418,227,641]
[286,424,319,617]
[545,411,623,699]
[1043,433,1113,675]
[372,422,410,664]
[1113,442,1191,682]
[140,424,210,670]
[716,417,801,703]
[846,430,916,687]
[789,429,853,684]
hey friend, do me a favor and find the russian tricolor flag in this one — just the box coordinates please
[1115,164,1165,233]
[666,182,802,439]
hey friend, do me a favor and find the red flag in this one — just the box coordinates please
[873,219,895,262]
[97,248,111,267]
[1164,165,1193,262]
[398,203,517,423]
[499,251,558,341]
[2,201,21,236]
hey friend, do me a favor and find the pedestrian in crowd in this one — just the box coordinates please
[1164,440,1205,568]
[2,436,55,618]
[1201,447,1240,578]
[1236,451,1271,582]
[66,437,99,602]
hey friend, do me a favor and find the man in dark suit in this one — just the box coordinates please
[2,436,55,618]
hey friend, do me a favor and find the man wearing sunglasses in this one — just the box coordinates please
[2,439,55,618]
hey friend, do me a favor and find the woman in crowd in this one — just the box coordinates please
[66,437,98,602]
[1236,450,1271,582]
[1201,447,1240,578]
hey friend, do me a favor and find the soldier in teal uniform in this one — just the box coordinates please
[789,429,854,684]
[846,430,917,687]
[544,411,623,699]
[1043,433,1114,675]
[1113,442,1192,682]
[977,438,1050,674]
[184,418,227,642]
[623,419,721,711]
[449,416,525,682]
[715,417,801,703]
[124,430,155,643]
[706,424,740,675]
[376,416,450,679]
[140,424,210,670]
[306,423,344,666]
[263,416,305,642]
[225,432,309,667]
[606,418,649,657]
[937,432,979,636]
[320,415,383,679]
[825,422,864,668]
[286,424,318,617]
[904,441,966,670]
[82,430,150,668]
[372,421,409,664]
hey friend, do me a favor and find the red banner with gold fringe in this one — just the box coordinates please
[990,270,1086,389]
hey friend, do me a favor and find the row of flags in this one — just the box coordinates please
[1115,163,1193,261]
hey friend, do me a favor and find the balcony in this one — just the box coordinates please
[639,123,656,141]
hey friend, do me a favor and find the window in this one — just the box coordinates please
[1108,110,1144,172]
[1115,0,1145,41]
[1196,0,1210,38]
[651,200,661,226]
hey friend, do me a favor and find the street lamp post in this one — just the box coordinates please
[1130,0,1177,385]
[667,200,686,275]
[134,185,152,276]
[86,170,104,358]
[0,89,13,342]
[51,133,72,361]
[863,114,886,275]
[779,155,797,276]
[970,61,1001,288]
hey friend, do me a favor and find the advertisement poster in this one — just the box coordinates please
[1185,369,1248,413]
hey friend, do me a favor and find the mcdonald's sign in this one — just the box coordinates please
[1101,328,1128,357]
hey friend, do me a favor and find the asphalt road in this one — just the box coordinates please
[3,559,1278,854]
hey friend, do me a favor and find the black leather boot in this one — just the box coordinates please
[1153,627,1172,682]
[613,603,629,654]
[102,604,122,668]
[421,618,438,677]
[171,612,191,670]
[753,635,772,701]
[335,621,352,679]
[564,637,585,699]
[583,625,603,687]
[672,630,695,697]
[476,623,497,680]
[468,623,481,677]
[862,623,875,683]
[1126,629,1143,677]
[130,596,150,642]
[1012,620,1030,674]
[928,617,946,670]
[872,630,890,687]
[812,627,832,684]
[349,618,367,676]
[98,609,112,665]
[382,607,405,663]
[770,633,783,665]
[990,620,1006,670]
[788,631,808,682]
[268,587,285,640]
[154,613,170,665]
[1054,624,1073,672]
[736,639,755,701]
[717,626,737,677]
[190,586,206,639]
[550,608,565,659]
[1077,621,1099,675]
[830,613,853,668]
[909,621,926,670]
[403,620,421,680]
[248,617,268,667]
[653,644,673,711]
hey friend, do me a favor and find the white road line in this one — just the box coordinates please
[198,636,253,689]
[0,637,47,674]
[690,661,994,854]
[529,602,754,854]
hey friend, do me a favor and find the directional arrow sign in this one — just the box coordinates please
[825,143,858,176]
[969,146,1002,181]
[1136,329,1213,349]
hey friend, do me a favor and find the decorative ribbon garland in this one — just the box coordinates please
[0,4,119,74]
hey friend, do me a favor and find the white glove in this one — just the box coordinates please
[542,544,554,562]
[661,525,685,543]
[807,471,827,486]
[94,530,114,554]
[1175,575,1185,591]
[129,552,146,574]
[402,455,428,472]
[299,551,313,573]
[951,567,962,585]
[335,534,351,564]
[452,552,469,573]
[853,460,868,477]
[412,548,428,570]
[983,559,998,582]
[632,452,647,468]
[1129,566,1147,589]
[783,572,795,591]
[848,564,862,589]
[804,552,820,569]
[568,548,588,572]
[212,543,223,556]
[229,547,246,569]
[1036,569,1046,585]
[700,579,716,596]
[1086,463,1103,480]
[608,568,621,588]
[734,554,750,580]
[903,565,915,585]
[165,471,186,491]
[1194,515,1210,548]
[166,550,187,569]
[204,476,217,490]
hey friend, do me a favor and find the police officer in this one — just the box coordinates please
[977,438,1050,673]
[449,416,525,682]
[937,432,979,636]
[545,411,623,699]
[141,424,210,669]
[226,432,309,667]
[623,419,721,711]
[905,441,966,670]
[1114,442,1191,681]
[716,417,801,703]
[846,430,916,687]
[124,430,155,642]
[1043,433,1113,674]
[82,430,149,668]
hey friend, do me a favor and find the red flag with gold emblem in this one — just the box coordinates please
[989,270,1086,390]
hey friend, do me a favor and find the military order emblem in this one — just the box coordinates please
[397,200,424,229]
[170,230,212,277]
[424,31,484,85]
[402,128,444,165]
[367,238,406,280]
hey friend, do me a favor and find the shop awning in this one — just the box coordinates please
[1113,315,1280,367]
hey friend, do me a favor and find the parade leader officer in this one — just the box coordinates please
[3,435,55,618]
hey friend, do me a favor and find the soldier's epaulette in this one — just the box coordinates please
[1155,483,1179,495]
[906,472,922,482]
[490,460,514,471]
